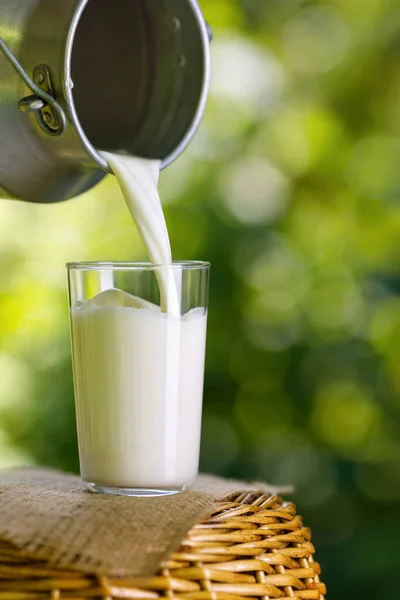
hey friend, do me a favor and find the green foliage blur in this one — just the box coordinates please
[1,0,400,596]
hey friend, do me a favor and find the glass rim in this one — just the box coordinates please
[66,260,210,272]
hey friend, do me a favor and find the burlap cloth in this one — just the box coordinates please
[0,469,292,577]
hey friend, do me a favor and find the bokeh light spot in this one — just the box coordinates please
[312,380,382,455]
[347,136,400,198]
[282,6,350,73]
[211,36,285,114]
[220,157,290,224]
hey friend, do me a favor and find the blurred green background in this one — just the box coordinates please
[1,0,400,597]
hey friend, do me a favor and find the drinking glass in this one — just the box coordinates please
[67,261,210,496]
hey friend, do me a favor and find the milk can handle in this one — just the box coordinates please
[0,36,67,136]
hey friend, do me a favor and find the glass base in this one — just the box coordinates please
[84,481,186,497]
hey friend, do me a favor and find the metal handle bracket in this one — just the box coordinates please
[0,36,66,136]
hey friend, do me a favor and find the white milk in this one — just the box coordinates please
[100,152,180,316]
[71,291,207,490]
[70,153,208,491]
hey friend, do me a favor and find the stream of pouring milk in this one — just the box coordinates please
[101,152,180,315]
[70,153,207,491]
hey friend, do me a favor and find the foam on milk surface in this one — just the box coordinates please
[78,288,161,312]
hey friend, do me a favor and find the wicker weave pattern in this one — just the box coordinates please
[0,492,326,599]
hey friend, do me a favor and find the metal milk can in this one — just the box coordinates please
[0,0,211,202]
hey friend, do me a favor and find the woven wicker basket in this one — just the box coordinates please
[0,491,326,599]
